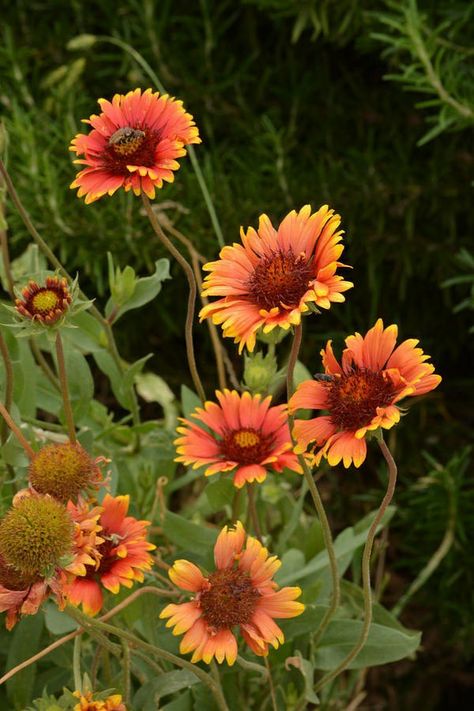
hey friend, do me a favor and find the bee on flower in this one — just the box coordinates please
[69,88,200,203]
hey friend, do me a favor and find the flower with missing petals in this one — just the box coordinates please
[175,389,302,488]
[289,319,441,468]
[15,276,71,325]
[200,205,352,352]
[29,442,106,503]
[160,521,304,664]
[64,494,155,616]
[70,88,200,203]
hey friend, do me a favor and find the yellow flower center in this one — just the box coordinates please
[31,289,60,313]
[233,430,260,448]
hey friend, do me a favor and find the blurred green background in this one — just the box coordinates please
[1,1,473,708]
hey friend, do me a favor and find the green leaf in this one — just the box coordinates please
[6,614,44,708]
[286,651,319,704]
[276,506,396,586]
[163,511,218,555]
[44,601,78,635]
[205,478,235,512]
[314,618,421,669]
[281,605,328,641]
[105,258,170,322]
[180,385,201,417]
[62,347,94,422]
[135,372,178,430]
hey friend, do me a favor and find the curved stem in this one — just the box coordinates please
[73,635,82,692]
[210,660,229,711]
[286,322,340,644]
[55,333,76,443]
[0,158,141,432]
[314,432,398,692]
[142,195,206,403]
[247,483,263,543]
[0,401,34,458]
[0,585,176,686]
[96,35,225,248]
[286,323,303,401]
[67,607,229,711]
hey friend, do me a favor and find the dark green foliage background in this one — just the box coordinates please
[1,0,473,707]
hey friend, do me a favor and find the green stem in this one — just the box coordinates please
[30,339,61,390]
[0,158,141,433]
[142,195,206,403]
[121,639,131,705]
[0,400,34,458]
[264,656,278,711]
[286,323,340,645]
[314,432,398,692]
[73,635,82,692]
[95,35,224,248]
[247,483,263,543]
[235,655,268,677]
[55,333,76,443]
[210,660,229,711]
[67,606,229,711]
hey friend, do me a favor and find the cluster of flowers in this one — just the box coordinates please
[0,434,155,628]
[0,88,442,675]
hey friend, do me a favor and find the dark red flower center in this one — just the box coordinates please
[221,428,273,464]
[199,568,260,629]
[246,249,314,311]
[101,124,161,174]
[82,535,120,580]
[326,368,397,431]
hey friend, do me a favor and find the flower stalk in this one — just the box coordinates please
[142,194,206,403]
[314,430,398,691]
[55,333,76,443]
[0,401,34,458]
[286,323,341,644]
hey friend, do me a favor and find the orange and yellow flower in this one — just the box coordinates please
[73,690,126,711]
[160,521,304,664]
[289,319,441,468]
[65,494,155,616]
[200,205,353,352]
[175,389,302,488]
[70,88,201,204]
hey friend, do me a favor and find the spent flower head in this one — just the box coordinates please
[0,493,74,576]
[29,442,106,503]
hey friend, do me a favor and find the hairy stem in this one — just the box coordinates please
[0,401,34,458]
[0,586,176,686]
[286,322,340,644]
[142,195,206,403]
[314,432,398,691]
[0,158,141,432]
[73,635,82,692]
[67,606,229,711]
[55,333,76,443]
[247,483,263,543]
[97,35,225,248]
